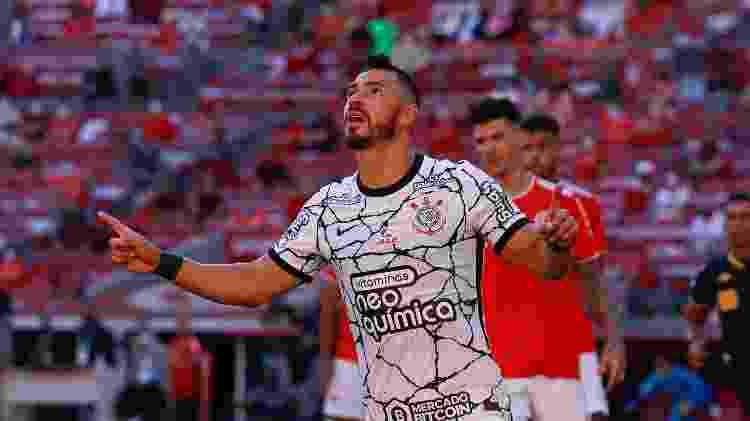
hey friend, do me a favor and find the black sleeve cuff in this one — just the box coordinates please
[267,248,313,284]
[493,217,530,256]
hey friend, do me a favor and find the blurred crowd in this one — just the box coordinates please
[1,0,750,419]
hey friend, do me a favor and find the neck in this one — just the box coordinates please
[501,170,534,197]
[354,133,414,190]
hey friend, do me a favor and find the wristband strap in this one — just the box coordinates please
[154,252,184,281]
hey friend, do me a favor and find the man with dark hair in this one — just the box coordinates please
[520,113,626,421]
[685,192,750,417]
[470,98,605,421]
[519,114,560,181]
[99,57,580,421]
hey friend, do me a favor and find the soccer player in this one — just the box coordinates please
[520,113,626,420]
[469,98,617,421]
[98,56,579,421]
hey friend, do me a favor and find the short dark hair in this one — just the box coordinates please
[727,192,750,205]
[361,55,421,107]
[520,114,560,136]
[469,97,521,126]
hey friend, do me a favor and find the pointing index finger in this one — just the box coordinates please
[97,211,134,237]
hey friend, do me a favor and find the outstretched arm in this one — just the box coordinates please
[175,255,299,307]
[98,212,299,307]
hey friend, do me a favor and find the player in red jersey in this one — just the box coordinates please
[520,113,626,421]
[320,269,365,421]
[469,98,622,421]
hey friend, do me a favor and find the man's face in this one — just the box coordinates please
[343,69,404,150]
[726,201,750,251]
[524,131,561,180]
[472,119,522,178]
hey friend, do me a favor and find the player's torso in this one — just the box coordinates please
[321,158,504,421]
[482,178,556,373]
[544,180,598,357]
[483,177,595,376]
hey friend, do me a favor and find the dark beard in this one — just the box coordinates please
[346,135,372,150]
[345,125,396,150]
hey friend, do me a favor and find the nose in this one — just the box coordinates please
[345,97,363,116]
[347,89,366,106]
[476,140,492,153]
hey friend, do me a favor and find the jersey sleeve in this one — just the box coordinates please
[268,188,329,285]
[457,161,529,254]
[562,194,598,263]
[581,194,608,259]
[690,261,719,307]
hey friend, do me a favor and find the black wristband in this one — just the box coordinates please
[153,252,184,281]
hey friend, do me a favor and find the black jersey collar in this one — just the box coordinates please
[357,154,424,197]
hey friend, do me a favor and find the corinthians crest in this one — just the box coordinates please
[410,196,446,235]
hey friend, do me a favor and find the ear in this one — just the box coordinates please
[398,103,419,129]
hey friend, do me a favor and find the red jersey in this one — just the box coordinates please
[538,180,608,379]
[483,176,599,379]
[334,308,357,362]
[558,180,608,261]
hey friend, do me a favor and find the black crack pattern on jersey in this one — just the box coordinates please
[275,159,519,420]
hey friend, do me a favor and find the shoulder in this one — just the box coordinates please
[305,176,361,207]
[448,158,495,186]
[559,180,598,200]
[559,180,604,211]
[693,257,729,287]
[535,176,558,193]
[452,158,482,174]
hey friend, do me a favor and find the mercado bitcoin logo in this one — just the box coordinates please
[386,393,474,421]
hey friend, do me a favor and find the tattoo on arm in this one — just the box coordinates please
[580,258,624,342]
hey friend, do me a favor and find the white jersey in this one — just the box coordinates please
[270,155,528,421]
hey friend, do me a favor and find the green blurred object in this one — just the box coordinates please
[367,18,399,57]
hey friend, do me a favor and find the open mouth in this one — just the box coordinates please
[347,111,367,124]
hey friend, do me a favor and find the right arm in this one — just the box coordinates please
[174,254,299,307]
[460,162,577,281]
[98,189,328,308]
[500,222,577,280]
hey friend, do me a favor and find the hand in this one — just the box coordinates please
[537,208,578,252]
[97,211,161,273]
[600,338,626,390]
